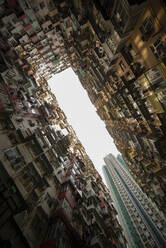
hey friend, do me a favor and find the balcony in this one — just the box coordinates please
[131,89,143,101]
[31,34,40,44]
[87,196,98,211]
[131,62,145,78]
[88,16,105,43]
[90,233,106,247]
[44,207,82,247]
[34,158,47,177]
[121,47,133,65]
[19,34,30,45]
[25,135,43,156]
[4,147,25,173]
[154,137,166,159]
[75,156,86,172]
[39,154,54,176]
[140,16,154,42]
[38,104,52,121]
[88,208,104,230]
[56,135,70,156]
[14,170,35,200]
[41,20,53,33]
[54,166,74,185]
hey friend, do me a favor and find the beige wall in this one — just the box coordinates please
[126,0,166,69]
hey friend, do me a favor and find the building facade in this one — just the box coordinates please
[0,56,128,248]
[103,154,166,248]
[0,0,165,212]
[0,0,166,246]
[0,2,128,247]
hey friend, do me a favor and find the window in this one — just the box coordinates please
[139,17,154,41]
[59,39,63,44]
[34,7,39,12]
[87,197,93,206]
[125,72,133,80]
[61,199,72,218]
[40,2,45,9]
[48,24,52,30]
[128,44,137,57]
[145,67,164,90]
[113,2,128,30]
[12,17,17,24]
[48,1,54,9]
[157,91,166,106]
[119,60,126,72]
[150,37,166,59]
[5,148,22,165]
[45,193,52,207]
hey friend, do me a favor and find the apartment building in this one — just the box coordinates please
[67,0,166,213]
[103,154,166,248]
[0,1,128,247]
[0,0,166,246]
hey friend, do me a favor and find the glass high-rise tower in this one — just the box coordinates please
[103,154,166,248]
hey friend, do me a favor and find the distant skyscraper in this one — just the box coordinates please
[103,154,166,248]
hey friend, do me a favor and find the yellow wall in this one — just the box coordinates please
[126,0,166,69]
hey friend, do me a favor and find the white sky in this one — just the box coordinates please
[48,68,119,179]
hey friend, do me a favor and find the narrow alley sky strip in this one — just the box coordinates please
[49,68,119,180]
